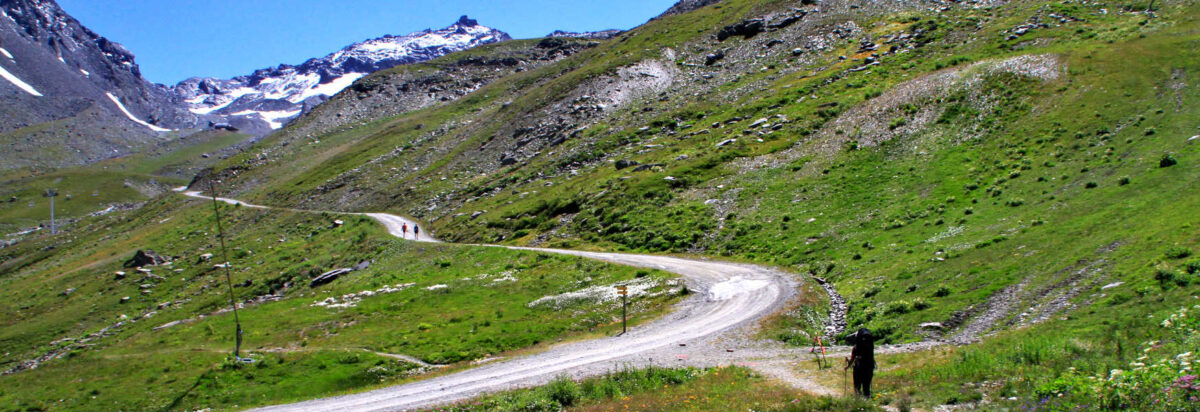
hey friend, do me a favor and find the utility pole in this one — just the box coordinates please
[208,180,244,359]
[43,189,57,234]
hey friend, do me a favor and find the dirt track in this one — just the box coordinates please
[183,191,813,411]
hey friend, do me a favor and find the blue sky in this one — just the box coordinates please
[57,0,678,85]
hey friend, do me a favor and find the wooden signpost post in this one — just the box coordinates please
[617,285,628,335]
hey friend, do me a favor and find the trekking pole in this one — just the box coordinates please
[844,369,854,398]
[844,367,854,398]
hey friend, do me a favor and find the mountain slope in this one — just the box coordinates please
[173,16,511,134]
[202,0,1198,358]
[0,0,195,170]
[3,0,1200,410]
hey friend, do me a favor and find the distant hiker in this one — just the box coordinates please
[844,328,876,397]
[413,225,420,238]
[402,223,408,238]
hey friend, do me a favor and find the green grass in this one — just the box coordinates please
[6,0,1200,409]
[190,0,1200,407]
[0,130,247,231]
[441,366,881,412]
[0,194,680,411]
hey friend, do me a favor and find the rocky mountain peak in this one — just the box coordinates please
[456,15,479,27]
[656,0,723,18]
[173,16,511,133]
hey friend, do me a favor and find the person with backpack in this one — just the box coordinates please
[413,225,420,238]
[402,223,408,238]
[844,328,877,397]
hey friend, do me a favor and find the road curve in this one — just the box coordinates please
[182,191,798,411]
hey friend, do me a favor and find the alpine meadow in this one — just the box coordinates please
[1,0,1198,411]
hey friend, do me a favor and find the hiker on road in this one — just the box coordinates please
[402,223,408,238]
[414,225,420,238]
[845,328,876,397]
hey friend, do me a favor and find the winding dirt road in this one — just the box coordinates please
[182,191,805,411]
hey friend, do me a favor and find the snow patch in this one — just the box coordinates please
[294,72,365,102]
[0,48,12,59]
[0,65,42,96]
[105,92,171,132]
[79,68,89,76]
[259,109,302,129]
[707,277,771,301]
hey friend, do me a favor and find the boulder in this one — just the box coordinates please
[311,268,352,287]
[353,261,371,271]
[123,249,169,268]
[919,322,944,330]
[614,159,640,170]
[704,51,725,66]
[717,19,765,41]
[632,163,666,172]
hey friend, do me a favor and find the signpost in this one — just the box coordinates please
[617,285,628,335]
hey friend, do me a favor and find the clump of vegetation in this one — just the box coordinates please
[1159,153,1178,168]
[1034,305,1199,410]
[1154,267,1188,289]
[1165,246,1193,259]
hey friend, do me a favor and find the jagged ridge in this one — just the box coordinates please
[173,15,512,132]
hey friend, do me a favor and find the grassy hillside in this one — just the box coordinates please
[4,0,1199,410]
[0,130,248,233]
[189,0,1200,408]
[0,196,679,411]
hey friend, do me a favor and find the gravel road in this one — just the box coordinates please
[182,191,805,411]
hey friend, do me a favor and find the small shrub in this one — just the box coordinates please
[1165,246,1192,259]
[1159,153,1177,168]
[545,376,582,407]
[1085,182,1098,189]
[338,353,361,364]
[1154,268,1183,289]
[863,286,882,298]
[884,301,912,315]
[934,286,952,297]
[1006,198,1025,207]
[1185,259,1200,274]
[913,299,931,310]
[1106,293,1133,306]
[1118,176,1131,186]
